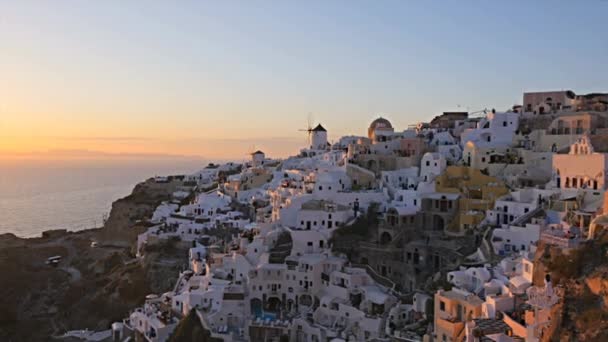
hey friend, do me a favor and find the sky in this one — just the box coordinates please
[1,1,607,161]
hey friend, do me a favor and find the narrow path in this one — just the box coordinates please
[60,266,82,282]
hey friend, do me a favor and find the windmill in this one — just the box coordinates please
[298,113,314,147]
[245,144,258,165]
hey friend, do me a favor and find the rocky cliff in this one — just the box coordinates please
[0,177,188,341]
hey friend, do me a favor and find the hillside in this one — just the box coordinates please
[0,178,188,341]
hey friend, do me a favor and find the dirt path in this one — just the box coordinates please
[61,266,82,282]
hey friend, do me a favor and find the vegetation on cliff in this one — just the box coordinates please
[169,310,222,342]
[330,202,379,259]
[542,230,608,341]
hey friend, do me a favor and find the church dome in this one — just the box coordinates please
[369,117,393,130]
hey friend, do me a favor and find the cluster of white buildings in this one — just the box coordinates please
[101,89,608,342]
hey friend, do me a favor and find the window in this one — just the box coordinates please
[503,121,507,127]
[307,242,313,246]
[440,301,446,311]
[426,161,430,166]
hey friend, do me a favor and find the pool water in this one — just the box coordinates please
[252,305,277,320]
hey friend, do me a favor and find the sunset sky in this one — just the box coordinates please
[1,1,607,161]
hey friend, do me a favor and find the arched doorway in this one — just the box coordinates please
[266,297,281,314]
[380,231,392,244]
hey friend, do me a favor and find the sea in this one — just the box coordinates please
[0,159,206,238]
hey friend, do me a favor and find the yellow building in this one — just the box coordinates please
[434,289,484,342]
[435,166,509,235]
[223,168,273,198]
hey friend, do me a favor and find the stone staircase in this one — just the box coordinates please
[510,206,543,227]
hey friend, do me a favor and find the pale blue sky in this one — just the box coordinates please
[1,1,607,159]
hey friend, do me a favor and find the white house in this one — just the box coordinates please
[461,111,520,148]
[296,199,352,230]
[420,152,447,182]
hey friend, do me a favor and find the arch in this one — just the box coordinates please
[380,232,392,244]
[300,294,313,307]
[589,215,608,239]
[266,297,281,314]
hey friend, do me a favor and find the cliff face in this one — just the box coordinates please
[0,178,187,342]
[538,231,608,342]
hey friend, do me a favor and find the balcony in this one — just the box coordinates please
[540,231,582,249]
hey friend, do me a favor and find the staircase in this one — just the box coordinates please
[510,206,543,227]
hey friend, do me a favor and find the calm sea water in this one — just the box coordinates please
[0,159,205,238]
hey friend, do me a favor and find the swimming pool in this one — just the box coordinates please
[252,305,277,320]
